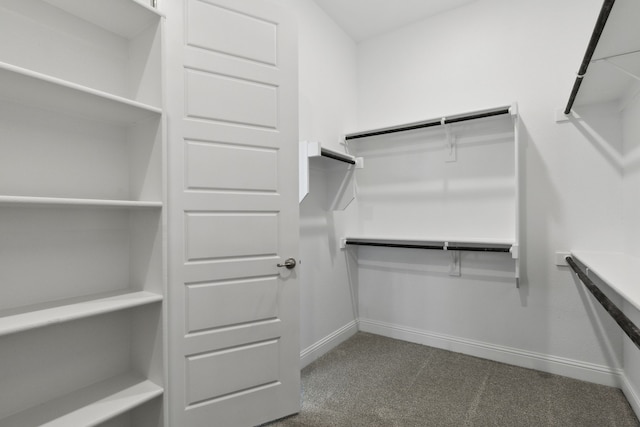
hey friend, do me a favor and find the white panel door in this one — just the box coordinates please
[164,0,300,425]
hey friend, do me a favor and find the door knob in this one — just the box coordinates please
[277,258,297,269]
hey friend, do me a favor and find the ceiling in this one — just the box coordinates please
[313,0,478,42]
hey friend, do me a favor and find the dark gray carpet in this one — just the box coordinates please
[266,332,639,427]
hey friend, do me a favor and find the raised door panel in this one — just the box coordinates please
[186,0,277,65]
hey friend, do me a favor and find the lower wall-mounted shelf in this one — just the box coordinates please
[343,236,519,285]
[570,250,640,312]
[0,373,163,427]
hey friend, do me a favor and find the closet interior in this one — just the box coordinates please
[2,0,640,425]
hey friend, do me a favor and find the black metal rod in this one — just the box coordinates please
[444,108,511,125]
[345,107,511,141]
[564,0,616,114]
[447,245,511,253]
[345,120,441,140]
[345,240,511,253]
[320,148,356,165]
[345,241,444,250]
[566,256,640,351]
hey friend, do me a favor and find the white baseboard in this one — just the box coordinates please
[300,320,358,368]
[621,373,640,418]
[358,318,623,388]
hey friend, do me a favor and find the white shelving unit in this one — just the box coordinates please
[0,0,165,425]
[342,105,521,282]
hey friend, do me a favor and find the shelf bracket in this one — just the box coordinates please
[449,250,461,276]
[442,119,457,163]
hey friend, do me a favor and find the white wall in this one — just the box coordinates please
[270,0,360,366]
[622,89,640,413]
[352,0,629,385]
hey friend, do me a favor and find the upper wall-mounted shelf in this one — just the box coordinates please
[0,62,162,125]
[345,105,514,140]
[342,236,515,255]
[564,0,640,113]
[299,141,363,210]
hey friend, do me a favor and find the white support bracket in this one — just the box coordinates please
[449,250,461,276]
[442,119,457,163]
[510,244,519,260]
[509,103,519,118]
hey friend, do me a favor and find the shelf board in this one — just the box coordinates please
[0,290,163,337]
[345,105,514,140]
[0,195,162,209]
[0,62,162,125]
[570,251,640,312]
[344,236,515,253]
[43,0,164,39]
[0,373,163,427]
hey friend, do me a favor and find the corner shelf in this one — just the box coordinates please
[0,290,163,337]
[570,251,640,312]
[299,141,362,210]
[0,373,163,427]
[0,62,161,125]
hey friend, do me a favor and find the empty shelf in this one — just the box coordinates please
[570,251,640,312]
[43,0,163,39]
[0,62,162,125]
[0,290,163,337]
[0,195,163,209]
[0,373,163,427]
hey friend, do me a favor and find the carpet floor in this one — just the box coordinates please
[265,332,639,427]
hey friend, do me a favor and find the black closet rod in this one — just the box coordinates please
[345,107,511,141]
[345,240,511,253]
[566,256,640,351]
[564,0,616,115]
[320,148,356,165]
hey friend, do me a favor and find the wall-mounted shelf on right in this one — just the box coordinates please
[562,0,640,116]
